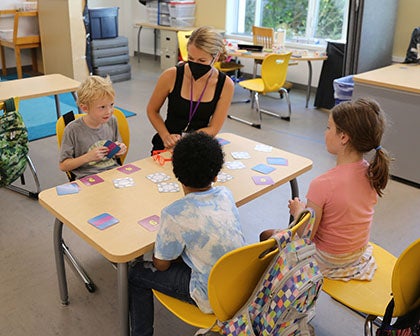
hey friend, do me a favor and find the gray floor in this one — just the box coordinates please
[1,55,419,336]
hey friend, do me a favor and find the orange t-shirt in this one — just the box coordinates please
[307,160,377,254]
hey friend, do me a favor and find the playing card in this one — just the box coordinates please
[56,182,80,195]
[138,215,160,232]
[117,164,141,174]
[252,164,276,174]
[217,172,234,183]
[104,140,121,159]
[252,175,274,185]
[267,157,288,165]
[225,161,246,170]
[80,174,104,186]
[217,137,230,146]
[157,182,180,193]
[147,172,171,183]
[231,151,251,159]
[88,213,119,230]
[113,177,135,188]
[254,144,273,152]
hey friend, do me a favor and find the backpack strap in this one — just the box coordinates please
[62,111,75,126]
[4,97,16,112]
[288,208,316,239]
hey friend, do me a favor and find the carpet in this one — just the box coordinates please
[1,74,136,141]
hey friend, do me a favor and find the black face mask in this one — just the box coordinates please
[188,61,212,80]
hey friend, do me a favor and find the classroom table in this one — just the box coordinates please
[0,73,81,119]
[38,132,313,336]
[0,74,81,198]
[228,50,327,108]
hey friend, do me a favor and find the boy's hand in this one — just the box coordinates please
[86,146,109,162]
[115,141,127,157]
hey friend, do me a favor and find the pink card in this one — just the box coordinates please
[117,164,141,174]
[252,175,274,185]
[80,174,104,186]
[138,215,160,232]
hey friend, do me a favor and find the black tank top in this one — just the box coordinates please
[151,63,226,151]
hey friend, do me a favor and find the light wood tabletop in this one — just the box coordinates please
[353,63,420,94]
[0,73,80,101]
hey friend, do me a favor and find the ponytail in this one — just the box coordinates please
[368,147,391,197]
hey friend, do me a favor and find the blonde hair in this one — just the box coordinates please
[77,75,115,108]
[187,26,228,62]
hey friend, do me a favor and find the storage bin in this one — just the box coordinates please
[333,75,354,105]
[88,7,119,40]
[168,2,195,17]
[170,16,195,27]
[147,8,170,26]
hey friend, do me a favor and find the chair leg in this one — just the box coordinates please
[259,88,291,121]
[0,46,7,76]
[31,48,38,73]
[364,315,377,336]
[14,47,22,79]
[227,91,261,129]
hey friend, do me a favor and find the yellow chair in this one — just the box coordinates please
[322,238,420,336]
[232,52,292,128]
[152,211,312,332]
[56,107,130,172]
[252,25,275,50]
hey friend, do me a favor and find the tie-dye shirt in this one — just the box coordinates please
[154,186,245,313]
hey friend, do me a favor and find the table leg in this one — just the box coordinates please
[305,61,313,108]
[153,29,157,61]
[118,262,129,336]
[137,25,143,63]
[53,219,69,305]
[54,94,61,119]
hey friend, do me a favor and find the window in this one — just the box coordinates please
[226,0,349,46]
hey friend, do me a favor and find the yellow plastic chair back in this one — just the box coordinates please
[56,108,130,180]
[252,25,274,49]
[261,53,292,93]
[391,238,420,316]
[152,212,312,330]
[177,30,193,62]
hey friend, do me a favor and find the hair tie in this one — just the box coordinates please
[375,145,382,151]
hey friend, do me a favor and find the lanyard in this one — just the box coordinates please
[185,70,213,132]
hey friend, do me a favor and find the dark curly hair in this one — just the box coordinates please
[172,132,224,188]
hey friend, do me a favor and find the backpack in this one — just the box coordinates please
[404,27,420,64]
[202,209,323,336]
[0,97,29,188]
[376,299,420,336]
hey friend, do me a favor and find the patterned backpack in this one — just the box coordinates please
[202,209,323,336]
[0,97,29,187]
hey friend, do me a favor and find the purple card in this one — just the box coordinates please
[104,140,121,159]
[266,157,288,166]
[138,215,160,232]
[252,175,274,185]
[117,164,141,174]
[251,164,276,174]
[80,174,104,186]
[217,137,230,146]
[88,213,119,230]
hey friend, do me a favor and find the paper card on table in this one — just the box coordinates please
[217,137,230,146]
[117,164,141,174]
[252,163,276,174]
[138,215,160,232]
[113,177,135,188]
[231,151,251,159]
[80,174,104,186]
[56,182,80,195]
[266,157,288,166]
[217,172,234,183]
[104,140,121,159]
[88,213,119,230]
[252,175,274,185]
[147,172,171,183]
[254,144,273,152]
[157,182,180,193]
[225,161,246,170]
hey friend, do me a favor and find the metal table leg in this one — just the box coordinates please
[137,25,143,63]
[305,60,313,108]
[117,263,129,336]
[289,178,299,223]
[53,219,69,305]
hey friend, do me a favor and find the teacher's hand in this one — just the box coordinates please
[163,134,181,149]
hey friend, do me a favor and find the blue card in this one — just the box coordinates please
[56,182,80,195]
[104,140,121,159]
[217,137,230,146]
[266,157,288,166]
[88,213,119,230]
[251,163,276,174]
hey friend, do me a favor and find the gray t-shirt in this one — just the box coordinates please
[59,116,120,179]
